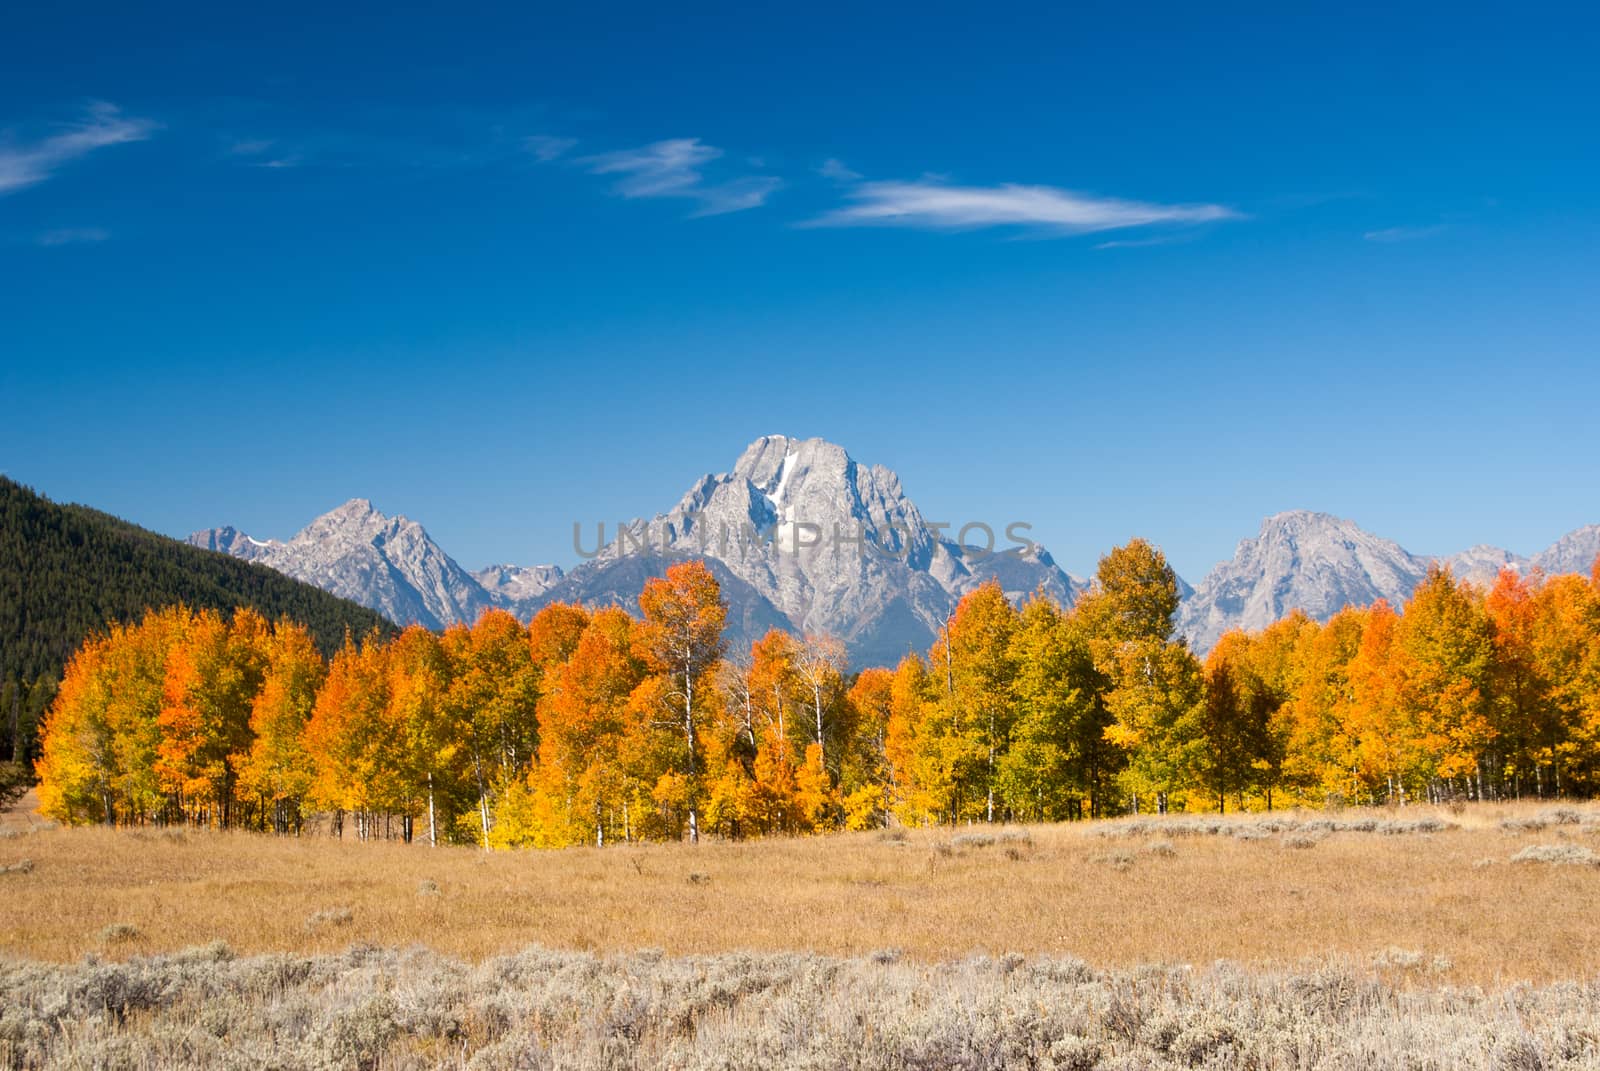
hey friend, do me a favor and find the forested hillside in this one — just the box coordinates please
[0,477,395,762]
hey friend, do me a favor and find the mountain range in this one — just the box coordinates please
[188,436,1599,659]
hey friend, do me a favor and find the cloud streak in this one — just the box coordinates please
[1364,224,1447,243]
[36,227,110,246]
[818,158,861,182]
[580,138,780,216]
[525,135,577,162]
[806,179,1238,235]
[0,103,157,196]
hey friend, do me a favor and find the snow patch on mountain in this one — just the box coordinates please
[472,563,565,606]
[1435,544,1528,588]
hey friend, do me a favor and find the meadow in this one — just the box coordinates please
[3,798,1600,1068]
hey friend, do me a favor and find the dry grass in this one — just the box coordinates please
[3,798,1600,988]
[4,944,1599,1070]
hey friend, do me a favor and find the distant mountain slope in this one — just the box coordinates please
[472,563,564,606]
[0,476,395,691]
[1437,544,1529,588]
[1175,513,1600,653]
[190,499,497,630]
[1531,525,1600,577]
[1174,511,1429,653]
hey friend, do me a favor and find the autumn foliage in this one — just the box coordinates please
[35,552,1600,843]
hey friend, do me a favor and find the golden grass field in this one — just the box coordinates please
[3,792,1598,988]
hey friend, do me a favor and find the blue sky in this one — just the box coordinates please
[3,2,1597,582]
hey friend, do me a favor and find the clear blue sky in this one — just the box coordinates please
[3,1,1597,582]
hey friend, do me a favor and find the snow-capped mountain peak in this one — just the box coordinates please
[535,434,1079,664]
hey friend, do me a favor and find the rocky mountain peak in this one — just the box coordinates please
[190,499,495,630]
[1175,510,1427,653]
[187,524,283,562]
[536,434,1080,665]
[472,563,565,604]
[1532,525,1600,577]
[1437,544,1528,588]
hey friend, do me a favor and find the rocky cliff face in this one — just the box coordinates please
[187,436,1082,661]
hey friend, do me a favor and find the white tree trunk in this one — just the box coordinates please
[685,651,699,845]
[427,772,437,848]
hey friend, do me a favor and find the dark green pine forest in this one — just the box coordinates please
[0,476,395,765]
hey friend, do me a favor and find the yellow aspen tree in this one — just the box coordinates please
[236,618,324,834]
[631,561,727,844]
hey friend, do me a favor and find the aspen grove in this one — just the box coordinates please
[34,546,1600,844]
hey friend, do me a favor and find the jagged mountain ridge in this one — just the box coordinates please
[189,440,1598,661]
[1174,511,1600,653]
[189,499,497,631]
[188,436,1085,665]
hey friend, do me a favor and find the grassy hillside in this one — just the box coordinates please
[0,476,396,758]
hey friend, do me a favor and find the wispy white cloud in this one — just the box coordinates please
[807,179,1238,235]
[582,138,715,196]
[0,102,158,196]
[525,134,577,162]
[226,137,305,169]
[579,138,780,216]
[1364,224,1448,243]
[229,138,275,157]
[37,226,110,246]
[818,158,861,182]
[1094,233,1200,251]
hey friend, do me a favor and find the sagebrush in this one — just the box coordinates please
[2,944,1598,1070]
